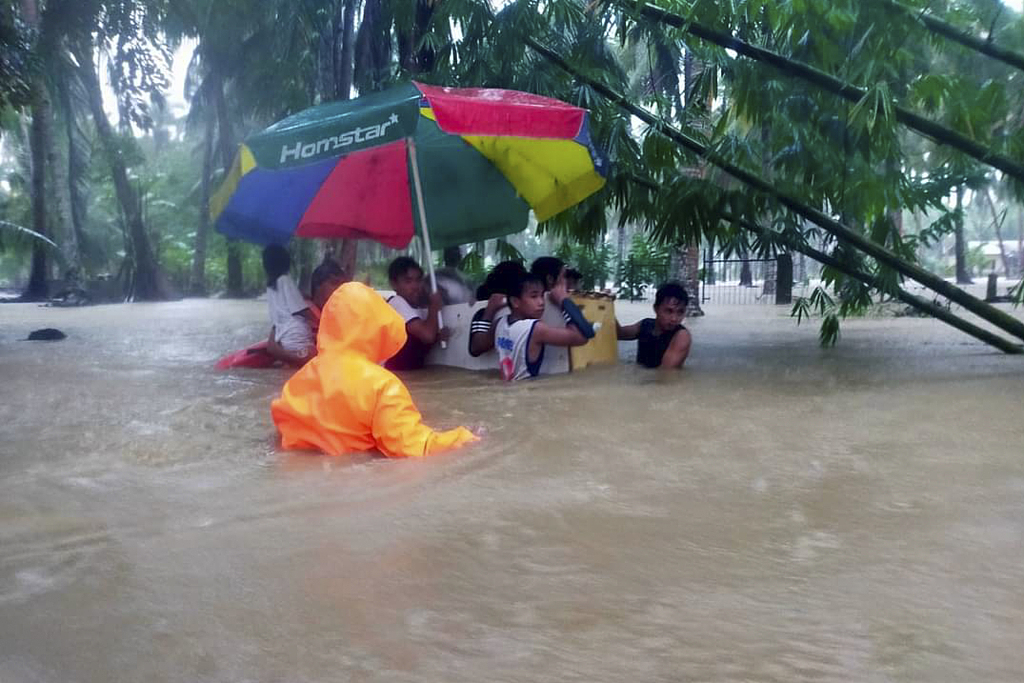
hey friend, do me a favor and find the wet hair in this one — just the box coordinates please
[388,256,422,282]
[311,259,346,297]
[476,260,528,300]
[654,281,689,308]
[509,273,545,300]
[262,244,291,289]
[529,256,565,288]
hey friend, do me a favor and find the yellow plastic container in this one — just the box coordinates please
[569,294,618,370]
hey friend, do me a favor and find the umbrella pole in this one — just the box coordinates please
[407,137,446,348]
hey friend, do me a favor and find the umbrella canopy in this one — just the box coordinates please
[210,81,608,250]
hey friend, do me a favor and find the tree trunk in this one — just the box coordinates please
[1018,206,1023,277]
[337,0,357,100]
[20,0,48,301]
[354,0,392,93]
[317,9,334,102]
[739,254,752,285]
[398,0,436,74]
[59,73,91,273]
[680,48,704,315]
[616,223,627,281]
[954,186,972,284]
[984,189,1012,278]
[45,91,79,278]
[210,71,245,297]
[23,88,50,301]
[670,245,704,316]
[338,238,358,277]
[190,105,215,296]
[76,41,165,301]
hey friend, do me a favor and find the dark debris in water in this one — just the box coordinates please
[26,328,66,341]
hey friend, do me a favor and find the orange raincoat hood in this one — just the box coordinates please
[316,280,407,361]
[271,282,476,457]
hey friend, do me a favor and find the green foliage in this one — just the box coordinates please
[616,233,670,300]
[791,285,841,346]
[0,5,35,110]
[1010,279,1024,308]
[554,239,614,290]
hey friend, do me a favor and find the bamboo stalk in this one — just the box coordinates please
[719,212,1024,355]
[523,35,1024,343]
[611,1,1024,185]
[626,170,1022,353]
[875,0,1024,73]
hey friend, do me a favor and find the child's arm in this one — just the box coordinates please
[405,291,445,344]
[530,321,588,357]
[659,328,692,369]
[528,280,590,355]
[469,294,505,356]
[616,319,640,340]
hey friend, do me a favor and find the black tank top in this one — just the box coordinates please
[636,318,684,368]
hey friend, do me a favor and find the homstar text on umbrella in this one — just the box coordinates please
[279,113,400,164]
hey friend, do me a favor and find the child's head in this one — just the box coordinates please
[388,256,425,304]
[653,281,689,329]
[262,244,291,289]
[508,273,546,320]
[564,268,582,292]
[311,259,349,310]
[530,256,566,291]
[476,260,528,300]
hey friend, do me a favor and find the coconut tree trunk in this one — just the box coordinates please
[75,40,164,300]
[680,48,704,315]
[190,105,215,296]
[954,185,972,284]
[210,71,244,297]
[23,88,50,301]
[338,0,356,100]
[739,255,752,285]
[1018,207,1024,277]
[398,0,436,74]
[983,189,1012,278]
[59,73,90,273]
[670,245,703,316]
[20,0,49,301]
[329,0,358,268]
[45,92,79,278]
[354,0,392,93]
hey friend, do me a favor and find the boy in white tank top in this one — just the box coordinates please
[494,274,589,381]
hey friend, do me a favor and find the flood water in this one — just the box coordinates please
[2,297,1023,682]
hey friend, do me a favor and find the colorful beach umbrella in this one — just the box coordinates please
[210,81,609,255]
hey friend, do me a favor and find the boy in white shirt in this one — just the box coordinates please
[263,244,315,366]
[494,273,589,381]
[385,256,446,371]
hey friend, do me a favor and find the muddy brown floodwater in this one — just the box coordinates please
[1,297,1023,682]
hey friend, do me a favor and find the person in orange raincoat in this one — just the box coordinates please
[271,281,478,458]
